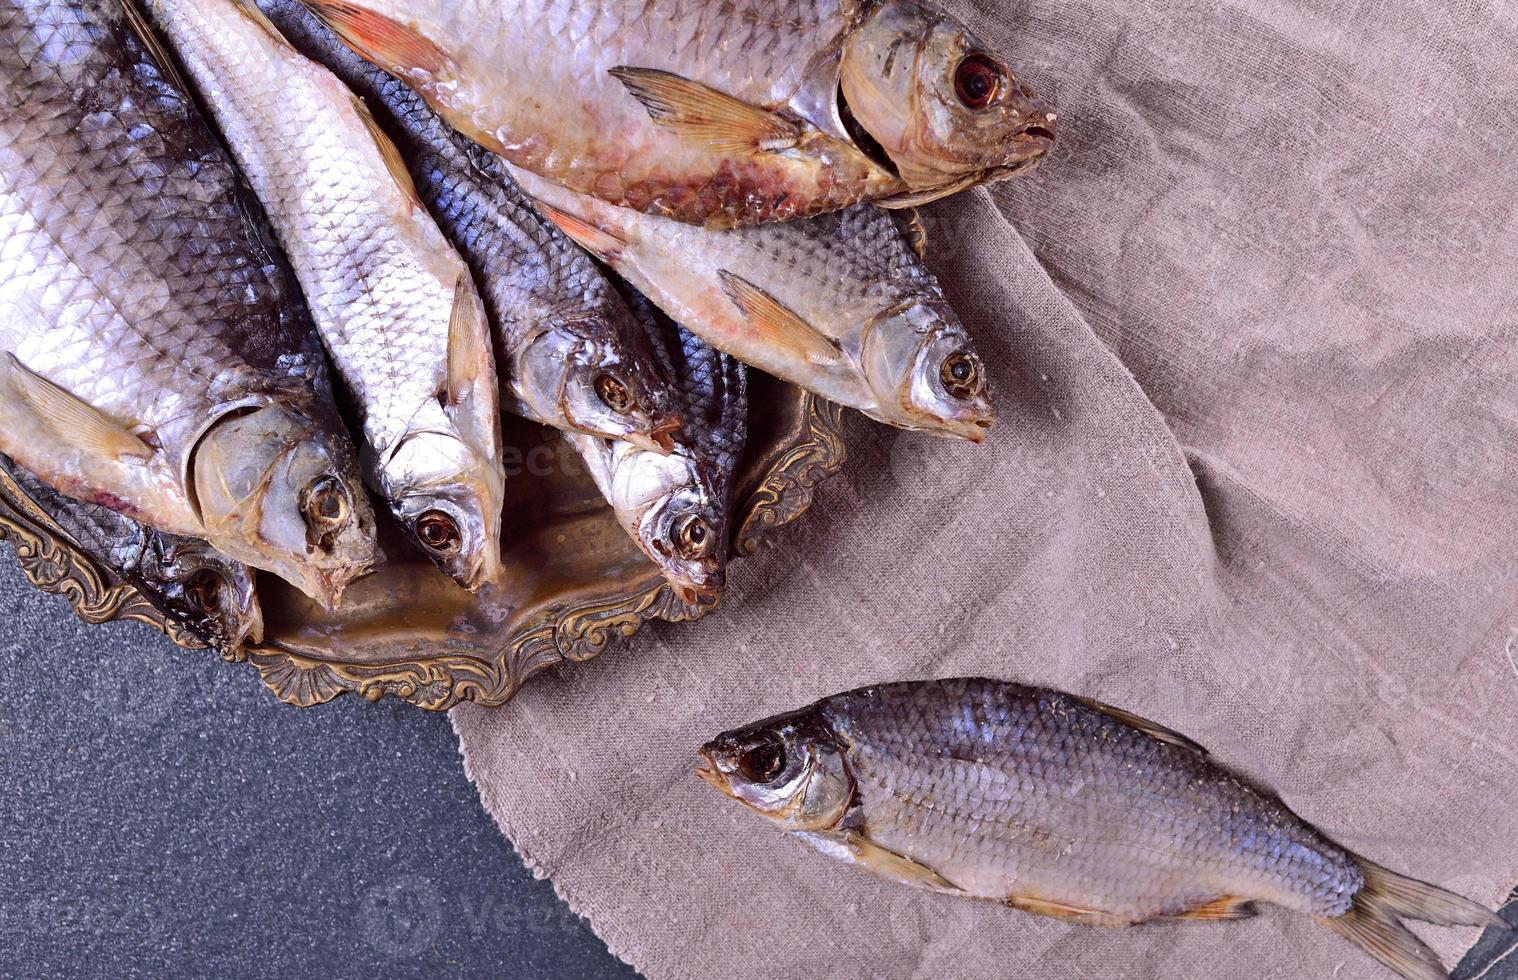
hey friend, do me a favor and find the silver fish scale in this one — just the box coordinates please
[257,0,670,428]
[820,679,1364,920]
[0,0,326,451]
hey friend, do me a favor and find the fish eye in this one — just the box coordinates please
[304,477,350,528]
[940,350,983,399]
[954,54,1005,110]
[415,510,462,555]
[184,569,223,614]
[737,735,786,783]
[674,514,714,559]
[595,374,633,413]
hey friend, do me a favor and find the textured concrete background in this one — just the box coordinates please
[0,554,636,980]
[0,545,1511,979]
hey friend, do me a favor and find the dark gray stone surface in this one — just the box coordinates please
[0,546,1510,979]
[0,553,637,980]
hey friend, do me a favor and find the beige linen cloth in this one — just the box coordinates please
[453,0,1518,976]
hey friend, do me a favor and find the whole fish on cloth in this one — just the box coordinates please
[699,678,1508,980]
[568,286,747,604]
[147,0,507,591]
[1,455,263,656]
[298,0,1056,228]
[516,168,996,442]
[255,0,681,454]
[0,0,378,609]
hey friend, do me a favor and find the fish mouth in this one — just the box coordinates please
[694,751,732,795]
[226,589,266,654]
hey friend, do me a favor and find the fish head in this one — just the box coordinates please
[149,539,264,655]
[605,443,726,603]
[860,300,996,441]
[839,0,1055,193]
[192,405,380,609]
[383,430,506,592]
[518,327,680,453]
[696,707,854,831]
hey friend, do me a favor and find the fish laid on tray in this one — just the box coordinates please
[514,169,996,442]
[699,678,1506,980]
[569,288,747,604]
[299,0,1056,228]
[1,456,263,655]
[0,0,378,609]
[146,0,507,591]
[256,0,681,455]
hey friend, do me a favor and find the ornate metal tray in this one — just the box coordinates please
[0,374,844,710]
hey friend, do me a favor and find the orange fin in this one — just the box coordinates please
[791,830,962,895]
[533,201,628,264]
[609,67,800,155]
[717,271,841,367]
[1159,896,1257,922]
[896,207,928,260]
[301,1,453,80]
[1072,694,1207,754]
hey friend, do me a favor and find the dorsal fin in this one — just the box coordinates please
[349,94,420,205]
[609,67,801,155]
[116,0,190,95]
[717,272,841,367]
[1071,694,1207,754]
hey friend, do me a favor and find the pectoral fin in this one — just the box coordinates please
[0,355,199,536]
[717,272,841,367]
[302,0,454,81]
[6,354,152,461]
[1071,694,1207,754]
[791,830,962,895]
[534,201,628,264]
[444,276,490,407]
[609,67,800,155]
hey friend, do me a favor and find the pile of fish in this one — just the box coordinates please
[0,0,1052,650]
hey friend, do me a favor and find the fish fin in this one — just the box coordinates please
[115,0,191,95]
[875,173,984,210]
[1158,896,1257,922]
[1070,694,1207,754]
[227,0,287,41]
[534,201,628,263]
[1354,859,1508,930]
[444,276,489,407]
[5,355,152,462]
[791,830,962,895]
[301,0,452,79]
[350,95,420,205]
[609,67,800,154]
[1004,893,1120,925]
[1318,906,1449,980]
[717,271,841,367]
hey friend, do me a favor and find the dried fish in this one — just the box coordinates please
[699,678,1506,980]
[297,0,1054,227]
[517,169,995,442]
[147,0,506,591]
[0,0,378,608]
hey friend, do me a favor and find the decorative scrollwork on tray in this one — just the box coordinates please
[732,394,847,557]
[0,389,846,711]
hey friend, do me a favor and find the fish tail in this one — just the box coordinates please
[1317,858,1508,980]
